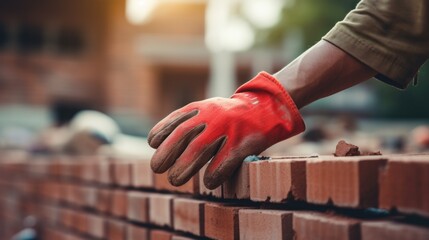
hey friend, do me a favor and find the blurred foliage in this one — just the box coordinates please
[372,62,429,119]
[257,0,429,119]
[255,0,357,48]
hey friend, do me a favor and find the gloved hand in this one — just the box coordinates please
[148,72,305,189]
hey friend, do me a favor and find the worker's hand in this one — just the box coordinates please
[148,72,305,189]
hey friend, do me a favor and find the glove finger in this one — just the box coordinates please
[148,109,199,148]
[167,135,226,186]
[203,133,268,189]
[150,122,205,173]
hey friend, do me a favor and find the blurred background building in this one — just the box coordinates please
[0,0,428,155]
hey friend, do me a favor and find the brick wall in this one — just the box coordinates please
[0,152,428,240]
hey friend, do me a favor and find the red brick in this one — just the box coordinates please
[306,156,387,208]
[239,209,292,240]
[80,157,100,182]
[75,211,88,233]
[87,214,105,239]
[150,230,172,240]
[204,203,242,240]
[107,219,126,240]
[80,186,97,209]
[223,162,250,199]
[154,172,199,194]
[114,161,132,187]
[95,188,111,213]
[361,220,429,240]
[250,159,306,202]
[293,212,360,240]
[199,164,222,198]
[111,189,128,218]
[173,198,205,236]
[131,159,154,188]
[127,224,149,240]
[379,155,429,217]
[127,191,149,223]
[98,160,113,184]
[149,193,174,227]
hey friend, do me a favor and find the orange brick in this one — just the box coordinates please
[306,156,387,208]
[379,156,429,217]
[204,203,242,240]
[154,172,199,194]
[127,191,149,223]
[127,224,149,240]
[149,193,174,227]
[361,220,429,240]
[131,159,154,188]
[111,189,128,218]
[250,159,306,202]
[173,198,205,236]
[293,212,360,240]
[239,209,293,240]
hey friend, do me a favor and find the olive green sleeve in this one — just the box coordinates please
[323,0,429,89]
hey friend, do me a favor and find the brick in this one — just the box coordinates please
[250,159,306,202]
[154,172,199,194]
[111,189,128,218]
[293,212,360,240]
[306,156,387,208]
[379,156,429,217]
[173,198,205,236]
[361,220,429,240]
[127,224,149,240]
[98,160,113,184]
[150,230,172,240]
[107,219,126,240]
[149,193,174,227]
[80,158,100,182]
[95,188,111,213]
[127,191,149,223]
[204,203,242,240]
[199,163,222,198]
[131,159,154,188]
[114,161,132,187]
[80,186,97,209]
[75,211,88,233]
[87,214,105,239]
[239,209,292,240]
[223,162,250,199]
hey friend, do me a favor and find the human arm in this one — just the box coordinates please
[275,40,376,109]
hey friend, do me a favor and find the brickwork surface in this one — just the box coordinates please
[0,153,428,239]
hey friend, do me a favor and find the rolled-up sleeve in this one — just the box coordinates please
[323,0,429,89]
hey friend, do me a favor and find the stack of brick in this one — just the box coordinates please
[0,152,428,240]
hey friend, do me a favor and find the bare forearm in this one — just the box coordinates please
[274,40,377,109]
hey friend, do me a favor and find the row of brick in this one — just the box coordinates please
[2,189,429,240]
[2,153,428,218]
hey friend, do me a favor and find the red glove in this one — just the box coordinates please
[148,72,305,189]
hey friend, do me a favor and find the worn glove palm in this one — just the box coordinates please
[148,72,305,189]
